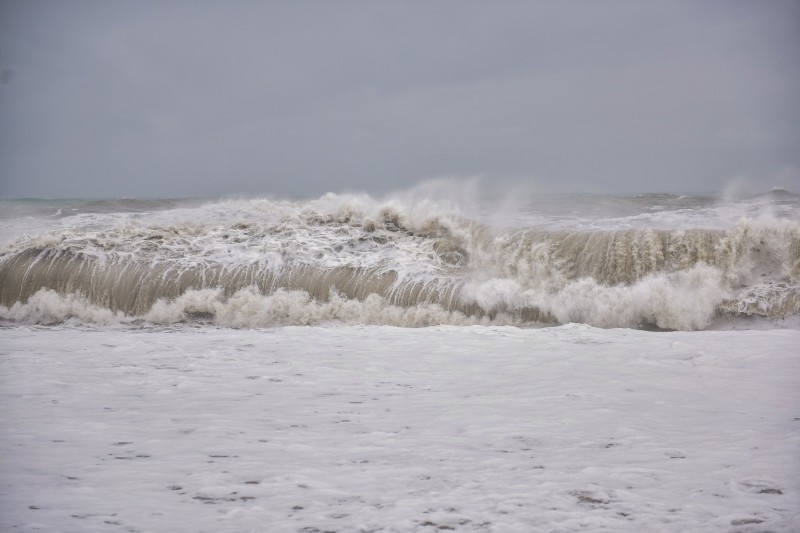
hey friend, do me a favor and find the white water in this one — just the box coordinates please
[2,185,799,330]
[1,185,799,531]
[1,324,798,532]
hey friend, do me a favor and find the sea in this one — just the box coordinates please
[1,182,799,330]
[1,183,799,532]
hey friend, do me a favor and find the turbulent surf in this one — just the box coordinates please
[1,184,799,330]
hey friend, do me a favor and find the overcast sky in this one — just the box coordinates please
[1,1,798,198]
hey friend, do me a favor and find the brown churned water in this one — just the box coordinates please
[1,189,798,330]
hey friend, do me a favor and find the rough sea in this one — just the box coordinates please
[1,182,799,531]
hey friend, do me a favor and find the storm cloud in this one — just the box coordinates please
[1,1,798,197]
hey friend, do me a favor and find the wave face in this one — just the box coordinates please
[1,185,799,330]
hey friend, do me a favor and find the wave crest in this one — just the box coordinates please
[1,193,798,330]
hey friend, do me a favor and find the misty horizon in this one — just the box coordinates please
[1,1,799,198]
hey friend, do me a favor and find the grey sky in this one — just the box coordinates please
[1,1,798,198]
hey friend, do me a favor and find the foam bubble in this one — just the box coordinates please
[0,288,125,325]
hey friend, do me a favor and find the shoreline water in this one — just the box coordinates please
[2,187,799,531]
[1,324,798,532]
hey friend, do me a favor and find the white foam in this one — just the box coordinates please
[2,186,799,330]
[540,264,726,330]
[0,288,125,325]
[2,324,798,531]
[143,288,513,328]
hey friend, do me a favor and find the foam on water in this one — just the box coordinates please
[1,184,798,330]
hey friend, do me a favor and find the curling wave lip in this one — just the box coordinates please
[1,191,798,330]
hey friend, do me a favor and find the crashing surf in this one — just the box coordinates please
[1,188,798,330]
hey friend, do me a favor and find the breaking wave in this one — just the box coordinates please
[1,189,798,330]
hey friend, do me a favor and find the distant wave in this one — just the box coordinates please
[1,191,798,330]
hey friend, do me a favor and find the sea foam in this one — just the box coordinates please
[1,187,798,330]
